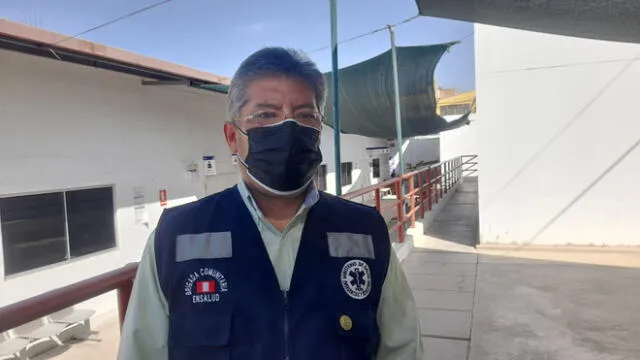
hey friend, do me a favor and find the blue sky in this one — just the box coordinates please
[1,0,475,91]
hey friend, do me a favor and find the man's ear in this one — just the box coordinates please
[224,122,238,154]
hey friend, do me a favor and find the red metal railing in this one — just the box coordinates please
[0,155,474,336]
[0,263,137,333]
[343,156,464,243]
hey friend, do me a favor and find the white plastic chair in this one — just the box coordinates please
[0,332,29,360]
[11,318,66,346]
[48,307,96,340]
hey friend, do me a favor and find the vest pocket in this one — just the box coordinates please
[169,311,232,360]
[334,312,376,360]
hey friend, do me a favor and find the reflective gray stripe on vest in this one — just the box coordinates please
[327,232,374,259]
[176,232,232,262]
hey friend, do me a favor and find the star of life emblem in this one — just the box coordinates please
[341,260,372,300]
[184,268,228,303]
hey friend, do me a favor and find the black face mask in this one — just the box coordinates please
[235,119,323,196]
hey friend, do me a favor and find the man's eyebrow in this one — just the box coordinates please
[252,103,281,110]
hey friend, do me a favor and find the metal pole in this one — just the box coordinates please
[388,25,408,232]
[330,0,342,196]
[388,25,405,176]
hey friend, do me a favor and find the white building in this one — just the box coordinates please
[390,137,441,173]
[0,20,389,317]
[473,25,640,246]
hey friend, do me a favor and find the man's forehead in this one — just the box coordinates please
[245,77,315,105]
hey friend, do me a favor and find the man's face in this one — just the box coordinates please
[224,76,321,182]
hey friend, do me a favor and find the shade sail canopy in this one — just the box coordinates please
[415,0,640,44]
[322,43,469,139]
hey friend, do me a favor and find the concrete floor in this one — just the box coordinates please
[26,312,120,360]
[408,177,640,360]
[23,177,640,360]
[470,250,640,360]
[405,179,480,360]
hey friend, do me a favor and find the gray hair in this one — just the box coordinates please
[227,47,326,120]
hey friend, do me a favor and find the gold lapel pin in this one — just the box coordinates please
[339,315,353,331]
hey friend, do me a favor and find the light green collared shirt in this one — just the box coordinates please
[118,183,423,360]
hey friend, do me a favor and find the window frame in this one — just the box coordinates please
[340,162,353,186]
[371,158,381,179]
[0,184,119,278]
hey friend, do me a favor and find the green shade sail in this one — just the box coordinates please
[322,43,469,139]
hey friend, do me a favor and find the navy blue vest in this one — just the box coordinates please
[154,186,391,360]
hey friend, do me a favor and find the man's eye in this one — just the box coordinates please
[254,112,279,120]
[296,113,318,121]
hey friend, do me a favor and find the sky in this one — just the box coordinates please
[0,0,475,92]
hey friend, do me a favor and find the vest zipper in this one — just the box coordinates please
[283,290,290,360]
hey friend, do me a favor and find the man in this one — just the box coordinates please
[118,47,423,360]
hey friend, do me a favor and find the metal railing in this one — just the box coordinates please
[0,263,137,333]
[0,155,475,336]
[343,156,464,243]
[461,154,478,177]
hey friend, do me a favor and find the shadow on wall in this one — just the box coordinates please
[485,54,639,212]
[524,136,640,245]
[482,132,640,246]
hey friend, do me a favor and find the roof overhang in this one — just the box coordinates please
[415,0,640,44]
[0,19,230,93]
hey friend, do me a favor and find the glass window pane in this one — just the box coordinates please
[66,187,116,258]
[372,159,381,179]
[0,193,68,275]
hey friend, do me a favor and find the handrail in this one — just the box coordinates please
[343,156,466,243]
[0,263,137,333]
[342,177,398,200]
[0,155,476,338]
[461,154,478,176]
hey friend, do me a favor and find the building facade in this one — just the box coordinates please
[0,43,387,315]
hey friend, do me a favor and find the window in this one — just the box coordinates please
[1,187,116,276]
[315,164,327,191]
[340,162,353,186]
[371,158,381,179]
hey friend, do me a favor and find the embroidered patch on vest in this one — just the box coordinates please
[340,260,372,300]
[184,267,229,304]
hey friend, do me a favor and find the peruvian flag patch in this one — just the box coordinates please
[196,280,216,294]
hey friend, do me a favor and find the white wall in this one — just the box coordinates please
[388,137,440,175]
[475,24,640,246]
[403,137,441,167]
[0,49,388,313]
[0,49,238,309]
[440,115,478,164]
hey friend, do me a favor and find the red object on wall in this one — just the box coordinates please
[159,189,167,207]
